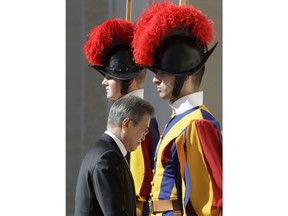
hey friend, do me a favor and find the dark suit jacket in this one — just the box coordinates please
[75,133,136,216]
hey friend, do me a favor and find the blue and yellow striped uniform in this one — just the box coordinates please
[151,103,222,216]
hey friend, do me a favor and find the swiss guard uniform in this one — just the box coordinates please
[83,18,160,216]
[132,2,222,216]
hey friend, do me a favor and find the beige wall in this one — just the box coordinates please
[66,0,222,215]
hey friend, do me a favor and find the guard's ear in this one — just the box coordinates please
[128,78,134,86]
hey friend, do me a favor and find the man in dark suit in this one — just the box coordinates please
[75,95,155,216]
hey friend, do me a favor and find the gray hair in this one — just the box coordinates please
[107,95,155,126]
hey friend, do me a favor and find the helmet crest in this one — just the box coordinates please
[83,19,134,66]
[132,1,215,69]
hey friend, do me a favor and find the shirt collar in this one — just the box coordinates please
[170,91,203,115]
[104,131,127,157]
[126,89,144,99]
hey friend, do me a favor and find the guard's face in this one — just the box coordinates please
[101,75,122,100]
[152,71,175,101]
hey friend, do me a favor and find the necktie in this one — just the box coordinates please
[125,152,130,165]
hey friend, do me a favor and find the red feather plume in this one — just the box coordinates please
[132,1,215,66]
[83,19,135,66]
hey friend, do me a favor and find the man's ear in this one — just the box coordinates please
[122,118,131,130]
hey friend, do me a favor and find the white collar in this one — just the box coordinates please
[126,89,144,99]
[170,91,203,115]
[104,131,127,157]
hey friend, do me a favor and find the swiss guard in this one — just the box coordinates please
[132,1,222,216]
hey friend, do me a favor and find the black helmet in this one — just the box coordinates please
[91,44,144,80]
[147,33,217,76]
